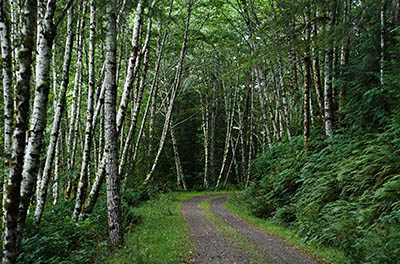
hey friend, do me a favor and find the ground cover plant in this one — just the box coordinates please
[104,191,228,264]
[237,115,400,264]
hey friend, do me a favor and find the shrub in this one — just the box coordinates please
[238,120,400,263]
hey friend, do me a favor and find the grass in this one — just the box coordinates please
[226,194,347,264]
[103,191,231,264]
[104,191,344,264]
[198,196,270,264]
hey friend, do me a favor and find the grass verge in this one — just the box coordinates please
[104,191,230,264]
[226,194,347,264]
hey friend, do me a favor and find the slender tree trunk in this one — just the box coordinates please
[170,122,187,190]
[81,0,158,218]
[380,0,385,85]
[209,76,218,185]
[312,50,324,120]
[119,4,154,176]
[144,0,193,184]
[52,137,60,205]
[132,15,166,171]
[245,90,254,188]
[255,66,272,149]
[199,91,210,188]
[67,3,85,175]
[73,1,96,221]
[324,7,335,138]
[304,52,312,147]
[222,128,237,186]
[104,0,123,245]
[2,0,36,262]
[116,0,144,134]
[19,0,60,240]
[1,0,14,220]
[238,77,251,185]
[31,5,73,226]
[338,0,351,127]
[216,85,236,188]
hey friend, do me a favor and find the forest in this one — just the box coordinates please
[0,0,399,263]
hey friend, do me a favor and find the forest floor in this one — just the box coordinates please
[182,193,323,264]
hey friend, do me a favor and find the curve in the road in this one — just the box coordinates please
[182,194,255,264]
[209,195,323,264]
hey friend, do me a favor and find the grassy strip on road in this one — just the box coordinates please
[104,191,228,264]
[226,194,347,264]
[199,195,270,264]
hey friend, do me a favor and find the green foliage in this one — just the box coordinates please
[15,200,109,264]
[105,192,195,264]
[238,117,400,263]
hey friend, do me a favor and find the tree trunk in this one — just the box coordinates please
[144,0,193,184]
[199,91,210,188]
[31,5,73,226]
[2,0,36,262]
[170,122,187,190]
[81,0,154,218]
[73,1,96,221]
[19,0,59,239]
[119,4,154,177]
[116,0,144,134]
[324,7,335,138]
[104,0,123,245]
[380,0,385,85]
[216,85,236,188]
[67,3,85,171]
[0,0,14,221]
[209,76,218,185]
[255,66,272,150]
[304,53,312,147]
[132,13,166,171]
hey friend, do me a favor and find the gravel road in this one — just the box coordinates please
[182,193,324,264]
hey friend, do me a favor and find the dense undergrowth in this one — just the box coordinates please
[16,200,108,264]
[238,114,400,264]
[0,187,160,263]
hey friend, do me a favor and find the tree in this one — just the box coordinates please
[2,0,36,261]
[104,0,123,245]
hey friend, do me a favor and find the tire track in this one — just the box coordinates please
[209,195,323,264]
[182,194,254,263]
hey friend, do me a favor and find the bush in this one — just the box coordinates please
[16,200,108,264]
[238,120,400,263]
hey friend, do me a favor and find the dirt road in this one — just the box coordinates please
[182,193,323,264]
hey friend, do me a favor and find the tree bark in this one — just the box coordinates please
[67,3,85,172]
[199,91,210,188]
[216,84,236,188]
[144,0,193,184]
[209,75,218,186]
[0,0,14,221]
[2,0,36,262]
[132,14,166,172]
[304,53,312,147]
[119,4,154,177]
[380,0,385,85]
[19,0,60,239]
[170,122,187,190]
[255,66,272,150]
[30,5,73,227]
[81,0,149,218]
[116,0,144,134]
[324,6,335,138]
[104,0,123,245]
[73,0,96,221]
